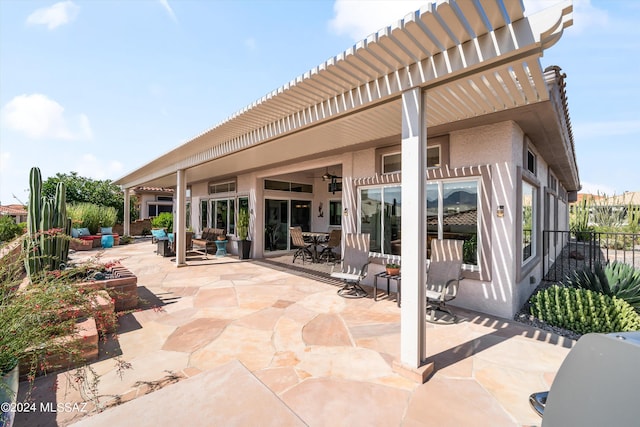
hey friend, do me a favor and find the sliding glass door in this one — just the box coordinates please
[264,198,311,252]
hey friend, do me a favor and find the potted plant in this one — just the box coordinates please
[385,263,400,276]
[236,208,251,259]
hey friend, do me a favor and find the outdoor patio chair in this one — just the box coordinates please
[425,239,464,324]
[331,233,370,298]
[318,229,341,263]
[290,226,313,264]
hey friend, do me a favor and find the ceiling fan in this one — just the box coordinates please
[320,167,341,181]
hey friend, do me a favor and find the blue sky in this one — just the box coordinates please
[1,0,639,205]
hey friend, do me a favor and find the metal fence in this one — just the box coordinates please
[542,230,640,282]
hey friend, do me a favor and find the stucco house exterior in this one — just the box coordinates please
[115,0,578,371]
[129,186,175,220]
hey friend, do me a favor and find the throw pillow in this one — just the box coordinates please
[101,227,113,235]
[78,227,91,237]
[71,228,80,238]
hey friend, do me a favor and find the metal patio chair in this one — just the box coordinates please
[318,229,341,263]
[331,233,370,298]
[290,226,313,264]
[425,239,464,324]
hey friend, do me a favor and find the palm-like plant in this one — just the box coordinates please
[563,261,640,313]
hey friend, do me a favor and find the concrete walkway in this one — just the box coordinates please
[16,239,574,426]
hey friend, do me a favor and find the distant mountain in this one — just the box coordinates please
[427,190,477,207]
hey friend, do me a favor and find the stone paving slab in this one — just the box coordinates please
[15,240,574,426]
[71,360,306,427]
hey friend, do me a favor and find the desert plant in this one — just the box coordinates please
[23,167,72,280]
[529,285,640,335]
[563,261,640,313]
[1,248,125,405]
[151,212,173,232]
[570,197,594,241]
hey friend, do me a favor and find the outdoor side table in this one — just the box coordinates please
[373,271,401,307]
[215,240,228,257]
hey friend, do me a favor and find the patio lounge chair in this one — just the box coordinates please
[290,226,313,264]
[331,233,370,298]
[425,239,464,324]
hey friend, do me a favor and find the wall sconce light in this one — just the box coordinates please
[343,208,348,216]
[497,205,504,218]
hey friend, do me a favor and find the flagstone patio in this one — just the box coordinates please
[15,239,574,426]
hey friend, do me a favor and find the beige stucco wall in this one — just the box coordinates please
[182,119,570,319]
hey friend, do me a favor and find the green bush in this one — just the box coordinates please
[563,261,640,313]
[529,285,640,334]
[68,203,117,234]
[151,212,173,232]
[0,216,24,243]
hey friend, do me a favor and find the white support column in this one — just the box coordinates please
[400,87,427,369]
[175,169,187,267]
[123,188,130,237]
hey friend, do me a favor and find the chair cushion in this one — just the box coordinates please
[151,229,167,239]
[330,272,362,281]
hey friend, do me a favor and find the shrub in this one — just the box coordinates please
[563,261,640,313]
[0,216,24,244]
[151,212,173,232]
[67,203,117,234]
[529,285,640,334]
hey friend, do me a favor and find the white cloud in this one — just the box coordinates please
[1,94,93,141]
[158,0,177,22]
[73,154,124,181]
[329,0,425,40]
[26,1,79,30]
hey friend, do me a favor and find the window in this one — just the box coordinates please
[359,186,401,255]
[380,146,441,174]
[201,198,235,235]
[264,180,312,193]
[382,153,401,174]
[527,149,536,175]
[522,181,536,263]
[148,203,172,217]
[329,200,342,226]
[427,179,479,266]
[208,181,236,194]
[157,196,173,202]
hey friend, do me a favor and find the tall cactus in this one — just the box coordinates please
[23,167,71,280]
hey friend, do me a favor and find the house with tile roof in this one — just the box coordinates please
[0,204,27,223]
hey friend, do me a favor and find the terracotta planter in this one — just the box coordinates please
[385,267,400,276]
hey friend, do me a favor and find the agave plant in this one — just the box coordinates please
[563,261,640,313]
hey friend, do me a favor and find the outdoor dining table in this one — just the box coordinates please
[301,231,329,263]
